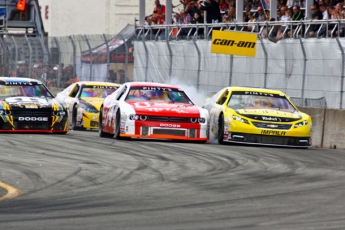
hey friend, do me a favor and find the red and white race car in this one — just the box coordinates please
[99,82,209,142]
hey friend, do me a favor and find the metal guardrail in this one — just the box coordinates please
[135,19,345,41]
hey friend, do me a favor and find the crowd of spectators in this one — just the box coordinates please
[3,62,79,89]
[2,61,133,89]
[144,0,345,40]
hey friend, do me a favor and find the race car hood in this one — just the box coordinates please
[126,101,201,117]
[1,96,64,111]
[80,98,104,111]
[235,108,302,122]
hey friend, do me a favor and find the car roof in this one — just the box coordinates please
[126,82,183,89]
[0,77,43,84]
[77,81,121,87]
[226,86,285,95]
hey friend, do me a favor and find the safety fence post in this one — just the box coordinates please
[69,36,77,80]
[299,37,307,104]
[336,37,345,109]
[53,37,62,87]
[258,36,268,88]
[192,35,201,91]
[84,35,93,81]
[102,34,110,81]
[166,33,173,80]
[25,35,32,79]
[11,36,18,77]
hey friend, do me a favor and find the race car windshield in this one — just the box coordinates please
[0,84,52,98]
[125,88,193,104]
[228,92,296,112]
[80,86,117,98]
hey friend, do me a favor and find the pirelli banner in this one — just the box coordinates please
[211,30,258,57]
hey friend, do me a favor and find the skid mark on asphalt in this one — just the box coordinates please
[0,182,22,202]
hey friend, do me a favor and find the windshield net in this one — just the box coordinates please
[0,84,52,97]
[80,86,118,98]
[228,92,296,112]
[125,87,193,104]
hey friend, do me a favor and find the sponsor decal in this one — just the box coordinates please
[160,124,181,128]
[211,30,257,57]
[261,130,286,136]
[19,117,48,122]
[212,39,256,48]
[267,124,278,128]
[262,116,281,122]
[92,86,117,89]
[245,91,274,97]
[142,87,172,91]
[25,104,38,109]
[5,82,33,86]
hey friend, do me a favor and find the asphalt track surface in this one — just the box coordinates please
[1,131,345,230]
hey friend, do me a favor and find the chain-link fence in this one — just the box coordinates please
[0,25,135,89]
[1,20,345,109]
[133,21,345,109]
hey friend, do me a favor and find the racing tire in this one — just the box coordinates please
[218,114,225,144]
[56,131,68,135]
[72,105,84,131]
[196,140,207,144]
[114,111,121,139]
[99,108,114,138]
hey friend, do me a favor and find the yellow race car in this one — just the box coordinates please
[55,81,121,130]
[202,86,312,148]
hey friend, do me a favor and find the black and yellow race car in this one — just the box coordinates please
[203,86,312,148]
[0,77,68,133]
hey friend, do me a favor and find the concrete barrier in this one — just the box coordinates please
[298,107,345,149]
[323,109,345,149]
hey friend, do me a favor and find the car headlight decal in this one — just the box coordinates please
[232,115,250,124]
[140,115,147,121]
[198,118,206,123]
[190,118,197,123]
[0,110,11,115]
[52,111,66,116]
[294,120,308,128]
[85,108,98,113]
[129,114,139,120]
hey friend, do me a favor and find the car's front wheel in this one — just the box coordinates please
[218,114,225,144]
[72,105,85,130]
[114,111,121,139]
[99,107,114,138]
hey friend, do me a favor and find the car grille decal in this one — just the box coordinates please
[144,116,193,123]
[252,122,292,130]
[242,114,300,122]
[152,128,186,136]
